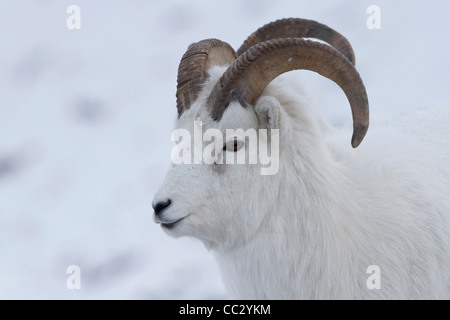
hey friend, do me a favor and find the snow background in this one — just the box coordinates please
[0,0,449,299]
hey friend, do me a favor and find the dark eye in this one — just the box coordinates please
[224,137,244,152]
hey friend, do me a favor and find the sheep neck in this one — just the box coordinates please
[213,146,361,299]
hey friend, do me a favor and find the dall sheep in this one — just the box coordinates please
[152,18,450,299]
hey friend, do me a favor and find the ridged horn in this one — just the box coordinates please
[237,18,355,65]
[208,38,369,148]
[176,39,237,116]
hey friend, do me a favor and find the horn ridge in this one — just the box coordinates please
[176,39,237,116]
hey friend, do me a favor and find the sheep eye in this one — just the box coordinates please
[224,137,244,152]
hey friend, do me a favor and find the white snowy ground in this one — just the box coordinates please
[0,0,449,299]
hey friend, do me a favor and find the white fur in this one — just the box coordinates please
[153,66,450,299]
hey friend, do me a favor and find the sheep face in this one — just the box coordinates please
[152,30,369,249]
[153,68,289,249]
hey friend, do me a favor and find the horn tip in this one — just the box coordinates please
[351,123,369,148]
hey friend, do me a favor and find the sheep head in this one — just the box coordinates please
[153,18,369,248]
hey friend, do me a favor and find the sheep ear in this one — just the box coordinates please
[254,96,292,143]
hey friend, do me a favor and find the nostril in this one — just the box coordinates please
[153,199,172,216]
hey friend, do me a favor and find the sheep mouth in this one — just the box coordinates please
[160,217,185,230]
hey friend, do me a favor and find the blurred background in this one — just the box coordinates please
[0,0,449,299]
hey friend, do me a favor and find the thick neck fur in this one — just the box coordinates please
[214,133,364,299]
[212,77,450,299]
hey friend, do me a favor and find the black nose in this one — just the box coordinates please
[153,199,172,216]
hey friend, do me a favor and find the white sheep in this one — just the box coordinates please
[152,18,450,299]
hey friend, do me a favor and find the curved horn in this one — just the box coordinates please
[237,18,355,65]
[208,38,369,148]
[176,39,237,116]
